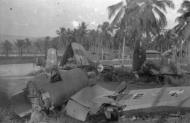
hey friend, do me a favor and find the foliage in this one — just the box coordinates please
[56,27,68,47]
[34,39,43,54]
[108,0,174,47]
[25,38,31,53]
[15,39,26,56]
[108,0,174,71]
[98,21,112,49]
[175,0,190,42]
[50,37,60,50]
[2,40,12,57]
[56,22,110,51]
[44,36,50,57]
[151,30,176,52]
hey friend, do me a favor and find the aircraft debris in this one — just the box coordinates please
[65,82,128,121]
[26,68,89,109]
[65,100,89,121]
[60,42,95,68]
[65,85,115,121]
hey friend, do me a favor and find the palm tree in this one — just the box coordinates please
[100,22,112,48]
[25,38,31,54]
[175,0,190,39]
[108,0,174,30]
[50,37,59,53]
[66,28,74,43]
[44,36,50,58]
[108,0,174,71]
[2,40,12,57]
[15,39,25,56]
[78,22,88,46]
[34,40,43,54]
[98,22,112,60]
[87,29,99,52]
[174,0,190,62]
[56,27,67,47]
[153,30,174,53]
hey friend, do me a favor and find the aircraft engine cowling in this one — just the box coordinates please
[26,68,89,109]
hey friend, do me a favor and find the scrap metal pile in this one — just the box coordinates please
[26,68,89,110]
[98,50,189,86]
[11,76,190,123]
[8,43,190,123]
[66,84,190,123]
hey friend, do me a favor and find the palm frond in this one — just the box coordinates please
[127,0,146,10]
[179,0,190,13]
[173,22,185,34]
[138,5,154,32]
[108,1,124,19]
[181,0,190,10]
[183,12,190,19]
[181,23,190,40]
[175,15,185,23]
[175,12,190,25]
[154,0,166,11]
[163,0,175,9]
[154,7,167,27]
[154,0,174,12]
[125,0,129,4]
[148,10,160,35]
[110,8,125,28]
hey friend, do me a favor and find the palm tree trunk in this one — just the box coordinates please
[19,48,21,56]
[101,39,104,60]
[21,48,23,56]
[132,39,140,72]
[180,40,184,64]
[122,36,125,65]
[6,49,8,57]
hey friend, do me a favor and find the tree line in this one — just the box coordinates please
[1,21,118,58]
[107,0,190,54]
[1,0,190,60]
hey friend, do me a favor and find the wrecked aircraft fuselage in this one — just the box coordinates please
[26,68,89,109]
[11,68,90,118]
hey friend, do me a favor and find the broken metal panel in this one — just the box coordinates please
[69,84,115,116]
[118,86,190,112]
[66,85,115,121]
[71,85,115,108]
[60,42,94,67]
[65,100,89,121]
[72,43,89,65]
[114,81,127,94]
[60,43,74,66]
[10,91,32,117]
[93,96,115,105]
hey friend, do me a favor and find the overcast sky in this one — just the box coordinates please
[0,0,184,37]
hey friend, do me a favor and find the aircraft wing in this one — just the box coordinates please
[10,90,32,117]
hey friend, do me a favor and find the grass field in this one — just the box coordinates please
[0,56,63,65]
[0,56,39,65]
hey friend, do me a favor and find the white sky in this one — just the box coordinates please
[0,0,185,37]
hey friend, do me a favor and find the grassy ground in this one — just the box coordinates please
[1,62,190,123]
[0,56,62,65]
[1,79,190,123]
[0,56,38,65]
